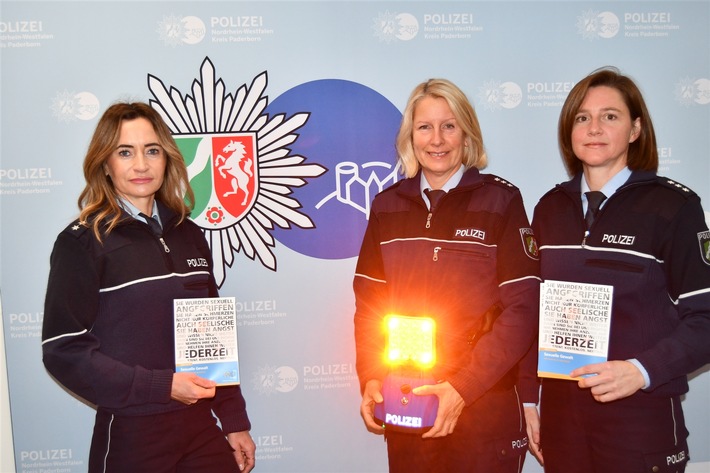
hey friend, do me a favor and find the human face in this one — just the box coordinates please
[412,96,466,189]
[572,86,641,178]
[105,117,166,215]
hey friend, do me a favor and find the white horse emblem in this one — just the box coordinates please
[215,140,254,205]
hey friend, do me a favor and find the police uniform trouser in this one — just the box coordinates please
[385,386,528,473]
[88,401,240,473]
[540,378,689,473]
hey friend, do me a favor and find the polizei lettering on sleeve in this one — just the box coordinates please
[602,234,636,245]
[385,413,423,428]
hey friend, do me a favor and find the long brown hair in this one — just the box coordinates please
[558,67,658,176]
[78,102,194,241]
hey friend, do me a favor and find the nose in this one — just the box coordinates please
[134,152,150,170]
[587,117,602,135]
[431,128,444,145]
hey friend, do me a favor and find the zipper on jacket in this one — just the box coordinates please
[424,190,446,229]
[582,230,590,247]
[139,219,171,253]
[433,246,441,261]
[581,206,603,246]
[158,237,170,253]
[426,212,434,229]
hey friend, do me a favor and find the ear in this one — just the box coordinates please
[629,117,641,143]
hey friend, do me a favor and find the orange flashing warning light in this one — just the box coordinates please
[383,315,436,370]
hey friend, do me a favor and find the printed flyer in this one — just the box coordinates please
[174,296,240,385]
[538,280,613,380]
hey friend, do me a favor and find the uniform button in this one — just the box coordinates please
[652,466,659,473]
[500,449,507,456]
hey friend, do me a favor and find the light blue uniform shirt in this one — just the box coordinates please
[580,166,631,215]
[119,198,162,229]
[420,164,465,209]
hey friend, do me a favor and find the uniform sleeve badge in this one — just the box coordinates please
[698,230,710,266]
[520,228,539,260]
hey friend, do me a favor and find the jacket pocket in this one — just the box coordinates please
[584,258,644,273]
[433,246,491,262]
[183,280,210,291]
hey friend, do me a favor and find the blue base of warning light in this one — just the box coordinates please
[374,374,439,433]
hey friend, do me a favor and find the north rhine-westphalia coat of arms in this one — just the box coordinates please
[147,57,326,286]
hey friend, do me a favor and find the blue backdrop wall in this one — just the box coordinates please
[1,1,709,472]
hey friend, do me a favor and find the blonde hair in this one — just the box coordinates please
[396,79,487,178]
[77,102,194,241]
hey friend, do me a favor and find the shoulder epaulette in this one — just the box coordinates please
[540,186,562,199]
[383,179,405,192]
[657,177,697,198]
[483,174,519,192]
[63,219,91,238]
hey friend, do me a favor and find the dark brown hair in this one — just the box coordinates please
[558,67,658,176]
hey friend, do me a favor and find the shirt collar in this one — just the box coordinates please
[420,164,465,196]
[581,166,631,211]
[119,198,162,227]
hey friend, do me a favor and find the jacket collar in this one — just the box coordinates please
[397,167,483,199]
[118,199,180,231]
[155,200,180,229]
[558,170,657,195]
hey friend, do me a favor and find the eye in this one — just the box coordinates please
[146,147,163,156]
[574,115,588,123]
[603,113,618,121]
[443,123,456,130]
[117,148,133,158]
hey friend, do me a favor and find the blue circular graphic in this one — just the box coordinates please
[266,79,402,259]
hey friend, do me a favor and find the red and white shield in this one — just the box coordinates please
[177,133,258,230]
